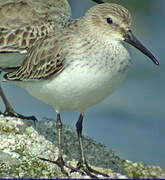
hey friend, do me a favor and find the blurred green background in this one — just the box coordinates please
[1,0,164,167]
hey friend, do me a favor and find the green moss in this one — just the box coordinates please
[0,143,65,178]
[0,124,17,134]
[122,160,165,179]
[1,116,165,179]
[0,155,67,178]
[14,146,27,157]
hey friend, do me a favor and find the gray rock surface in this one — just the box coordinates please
[0,115,164,178]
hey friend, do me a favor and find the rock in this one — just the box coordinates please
[0,115,164,178]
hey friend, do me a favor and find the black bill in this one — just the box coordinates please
[124,30,159,66]
[91,0,104,4]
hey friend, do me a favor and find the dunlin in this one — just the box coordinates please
[4,2,159,178]
[0,0,71,119]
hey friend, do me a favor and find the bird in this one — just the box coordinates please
[4,2,159,178]
[0,0,71,119]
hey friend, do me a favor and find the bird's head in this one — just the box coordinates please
[85,3,159,65]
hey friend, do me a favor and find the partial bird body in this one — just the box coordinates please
[6,4,131,112]
[0,0,71,54]
[0,0,71,117]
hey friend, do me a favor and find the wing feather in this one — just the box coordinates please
[5,35,64,81]
[0,0,71,52]
[4,18,82,81]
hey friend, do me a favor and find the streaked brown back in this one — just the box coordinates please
[0,0,71,52]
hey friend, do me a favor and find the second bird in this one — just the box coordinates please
[0,0,71,119]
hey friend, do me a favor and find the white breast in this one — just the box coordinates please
[24,41,131,113]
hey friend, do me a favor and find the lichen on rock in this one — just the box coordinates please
[0,115,164,179]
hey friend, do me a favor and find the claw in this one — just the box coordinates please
[39,157,69,177]
[3,109,37,122]
[70,161,109,178]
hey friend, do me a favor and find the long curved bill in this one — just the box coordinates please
[124,30,159,66]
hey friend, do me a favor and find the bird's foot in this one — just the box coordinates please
[70,161,109,178]
[3,108,37,122]
[39,157,69,177]
[40,157,109,178]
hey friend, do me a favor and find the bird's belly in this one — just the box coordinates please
[25,59,130,112]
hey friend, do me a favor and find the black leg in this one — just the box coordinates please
[56,113,64,164]
[0,84,14,114]
[40,113,68,176]
[40,113,109,178]
[76,113,86,164]
[0,82,37,121]
[72,113,109,178]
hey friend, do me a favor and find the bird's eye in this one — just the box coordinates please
[107,17,113,24]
